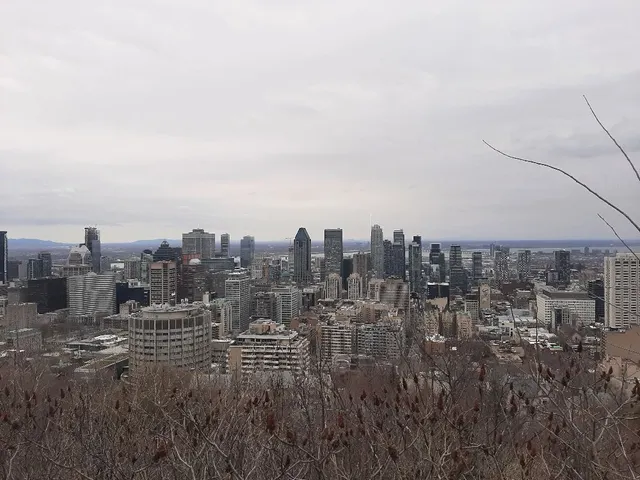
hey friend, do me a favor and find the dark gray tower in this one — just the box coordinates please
[323,228,343,280]
[408,236,423,294]
[555,250,571,286]
[84,227,101,273]
[220,233,230,257]
[0,231,7,284]
[293,228,312,285]
[240,236,255,268]
[38,252,52,277]
[449,245,466,294]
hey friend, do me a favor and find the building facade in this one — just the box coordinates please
[370,224,384,279]
[225,270,251,334]
[347,273,364,300]
[517,250,532,281]
[220,233,230,257]
[605,253,640,328]
[149,261,177,305]
[240,236,255,268]
[271,285,301,327]
[324,228,343,280]
[408,237,423,294]
[536,288,595,327]
[67,272,116,320]
[293,228,312,285]
[182,229,215,260]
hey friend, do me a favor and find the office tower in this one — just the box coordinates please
[149,261,177,305]
[115,281,150,309]
[494,250,510,284]
[342,257,353,290]
[555,250,571,286]
[271,285,301,326]
[253,291,283,324]
[293,228,312,285]
[605,253,640,328]
[140,250,154,283]
[429,243,445,282]
[393,230,405,248]
[37,252,52,277]
[325,273,342,299]
[0,231,6,283]
[129,304,212,375]
[347,273,364,300]
[153,241,182,262]
[449,245,466,294]
[391,230,406,280]
[26,258,44,280]
[27,277,68,313]
[68,245,92,265]
[240,235,255,268]
[225,271,251,333]
[182,228,215,259]
[220,233,230,257]
[84,227,102,273]
[123,258,141,280]
[179,259,207,302]
[427,282,450,302]
[429,243,440,264]
[353,251,369,291]
[587,279,605,322]
[517,250,532,281]
[227,320,310,376]
[7,260,20,282]
[67,272,116,320]
[471,252,483,282]
[370,224,384,279]
[383,239,393,277]
[408,237,423,294]
[489,243,496,258]
[324,228,343,280]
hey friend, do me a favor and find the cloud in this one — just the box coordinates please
[1,0,640,242]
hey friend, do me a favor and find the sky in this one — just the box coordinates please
[1,1,640,243]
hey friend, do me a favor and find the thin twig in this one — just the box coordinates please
[597,214,640,263]
[583,95,640,184]
[482,140,640,236]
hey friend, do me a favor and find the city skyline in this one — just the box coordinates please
[2,2,640,242]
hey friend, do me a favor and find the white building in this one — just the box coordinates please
[128,303,212,374]
[149,261,177,305]
[319,321,353,361]
[347,273,364,300]
[225,271,251,334]
[536,287,595,327]
[182,228,215,259]
[271,285,301,327]
[605,253,640,328]
[325,273,342,300]
[228,319,310,376]
[67,272,116,321]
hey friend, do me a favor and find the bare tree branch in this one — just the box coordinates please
[583,95,640,185]
[482,140,640,236]
[597,214,640,263]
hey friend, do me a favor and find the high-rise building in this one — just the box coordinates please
[324,228,343,281]
[67,272,116,320]
[140,250,154,283]
[587,279,605,322]
[471,252,483,282]
[0,231,7,284]
[271,285,301,326]
[325,273,342,299]
[555,250,571,286]
[517,250,532,281]
[383,239,393,277]
[220,233,230,257]
[84,227,101,273]
[26,258,44,280]
[124,258,141,280]
[129,303,212,374]
[153,241,181,262]
[179,259,207,302]
[352,252,369,291]
[27,277,68,313]
[370,224,384,279]
[390,230,406,280]
[240,235,255,268]
[429,243,445,282]
[408,237,423,294]
[253,291,283,324]
[347,273,364,300]
[342,258,353,290]
[293,228,312,285]
[182,229,215,259]
[449,245,466,294]
[494,250,510,284]
[38,252,52,277]
[605,253,640,328]
[149,261,177,306]
[225,270,251,333]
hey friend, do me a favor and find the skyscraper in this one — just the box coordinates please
[353,251,369,291]
[153,241,182,262]
[293,228,312,285]
[605,253,640,328]
[325,273,342,299]
[494,250,510,284]
[471,252,483,282]
[588,279,605,322]
[324,228,343,280]
[449,245,466,294]
[27,258,44,280]
[240,236,255,268]
[517,250,532,281]
[408,237,423,294]
[182,228,215,259]
[149,261,177,305]
[271,285,301,327]
[0,231,8,284]
[38,252,52,277]
[347,273,364,300]
[84,227,101,273]
[555,250,571,286]
[392,230,406,280]
[220,233,230,257]
[429,243,446,282]
[383,239,393,277]
[370,224,384,279]
[226,271,251,333]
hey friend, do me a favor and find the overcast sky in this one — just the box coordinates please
[1,1,639,243]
